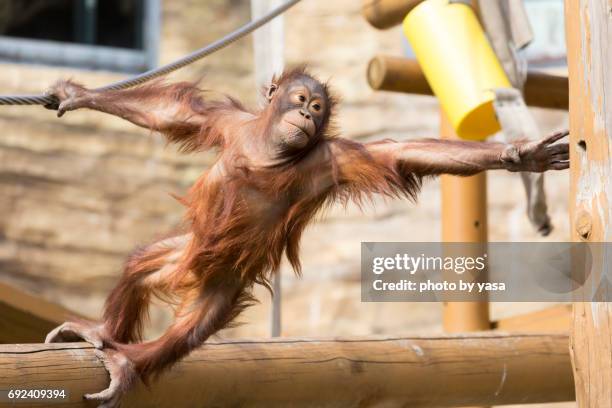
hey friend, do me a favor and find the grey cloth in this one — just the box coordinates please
[493,89,551,235]
[478,0,533,88]
[479,0,552,236]
[505,0,534,51]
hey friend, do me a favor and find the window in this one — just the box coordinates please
[0,0,160,73]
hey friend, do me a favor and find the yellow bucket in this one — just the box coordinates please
[403,0,511,140]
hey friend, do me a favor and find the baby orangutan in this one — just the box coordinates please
[44,67,569,407]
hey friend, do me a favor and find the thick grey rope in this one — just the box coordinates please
[0,0,301,106]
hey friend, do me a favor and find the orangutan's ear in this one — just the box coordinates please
[266,83,278,103]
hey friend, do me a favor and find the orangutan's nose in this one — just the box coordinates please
[299,109,311,120]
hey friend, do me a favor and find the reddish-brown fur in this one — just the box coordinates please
[44,67,569,405]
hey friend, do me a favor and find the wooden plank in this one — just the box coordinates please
[0,282,82,343]
[565,0,612,407]
[367,55,569,110]
[0,334,574,407]
[492,305,571,332]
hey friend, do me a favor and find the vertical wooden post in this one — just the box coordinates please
[441,0,490,334]
[440,114,490,333]
[251,0,285,337]
[565,1,612,406]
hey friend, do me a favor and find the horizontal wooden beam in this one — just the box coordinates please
[362,0,423,30]
[492,305,571,332]
[0,281,82,343]
[0,333,574,407]
[367,55,569,110]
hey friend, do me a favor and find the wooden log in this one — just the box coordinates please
[565,0,612,406]
[0,282,82,343]
[0,334,574,407]
[523,71,569,111]
[367,55,569,110]
[361,0,424,30]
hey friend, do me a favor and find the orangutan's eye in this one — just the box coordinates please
[298,95,306,102]
[312,103,321,111]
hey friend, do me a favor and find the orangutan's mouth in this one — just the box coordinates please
[284,120,313,138]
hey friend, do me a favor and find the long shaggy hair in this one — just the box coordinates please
[99,67,422,384]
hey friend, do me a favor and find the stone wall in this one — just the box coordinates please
[0,0,569,349]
